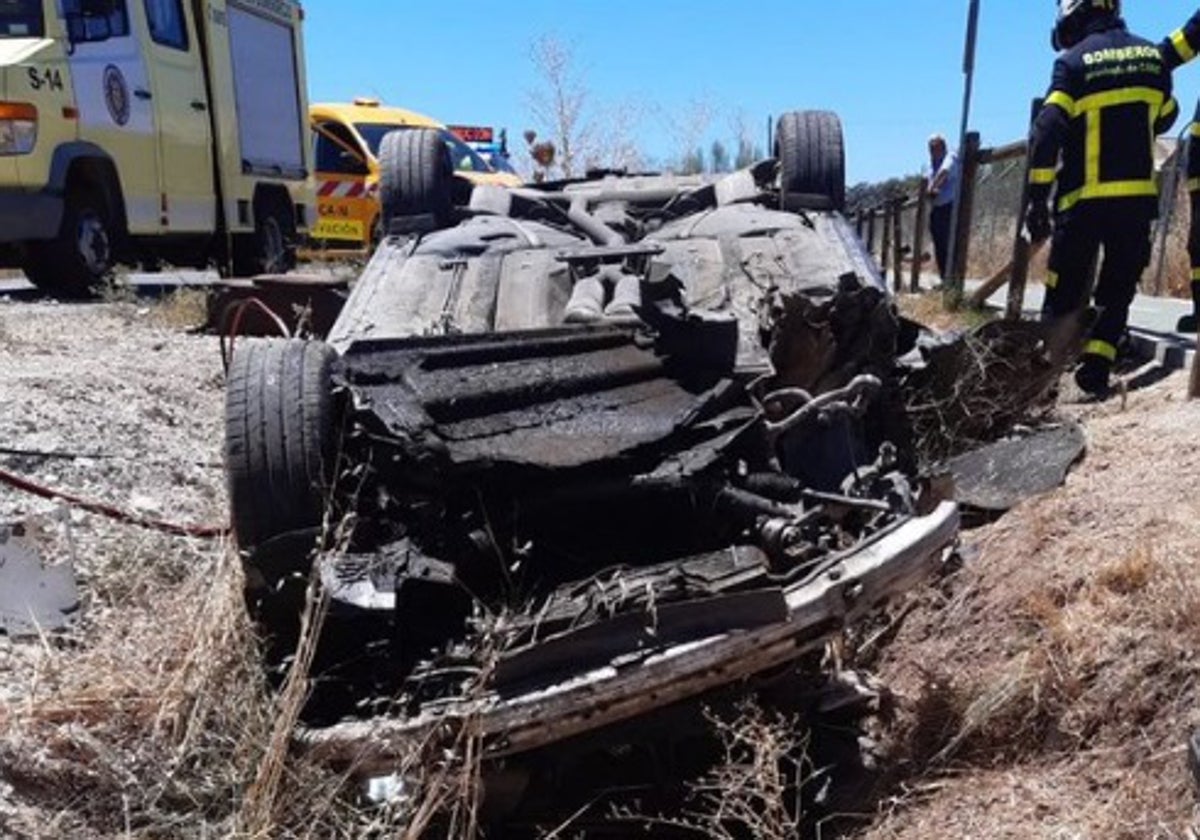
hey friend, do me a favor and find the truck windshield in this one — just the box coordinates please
[355,123,497,175]
[0,0,43,37]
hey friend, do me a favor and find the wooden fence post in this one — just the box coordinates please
[892,198,905,294]
[911,188,928,293]
[880,203,893,281]
[1006,100,1043,320]
[866,208,877,259]
[946,131,982,307]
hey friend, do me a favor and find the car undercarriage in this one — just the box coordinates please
[222,112,1075,791]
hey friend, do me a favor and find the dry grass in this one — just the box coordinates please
[895,291,994,333]
[150,289,211,332]
[0,534,446,839]
[0,540,270,837]
[606,699,811,839]
[854,373,1200,839]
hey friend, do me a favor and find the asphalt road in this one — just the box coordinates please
[967,277,1197,369]
[0,270,217,300]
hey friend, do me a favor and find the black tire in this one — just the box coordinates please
[25,188,114,297]
[775,110,846,213]
[225,338,338,551]
[232,198,296,277]
[379,128,453,227]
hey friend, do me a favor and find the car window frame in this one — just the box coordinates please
[314,121,370,178]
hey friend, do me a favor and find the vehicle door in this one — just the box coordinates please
[61,0,159,233]
[312,120,372,246]
[139,0,213,232]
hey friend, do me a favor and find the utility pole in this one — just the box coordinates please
[945,0,981,308]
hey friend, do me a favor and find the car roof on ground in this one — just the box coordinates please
[310,101,443,129]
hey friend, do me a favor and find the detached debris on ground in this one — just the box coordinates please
[0,524,77,638]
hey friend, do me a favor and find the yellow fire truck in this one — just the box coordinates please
[0,0,313,295]
[310,98,520,252]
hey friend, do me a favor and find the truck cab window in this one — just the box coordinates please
[61,0,129,42]
[0,0,42,37]
[315,123,369,177]
[143,0,187,50]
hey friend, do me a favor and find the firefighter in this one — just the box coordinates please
[1160,10,1200,69]
[1025,0,1178,398]
[1161,11,1200,332]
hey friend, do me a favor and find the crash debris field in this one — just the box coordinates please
[0,294,1198,839]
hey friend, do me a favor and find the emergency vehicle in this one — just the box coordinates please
[310,99,521,252]
[0,0,313,295]
[447,124,518,176]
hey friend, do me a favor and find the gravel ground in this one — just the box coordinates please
[0,297,228,706]
[0,298,226,526]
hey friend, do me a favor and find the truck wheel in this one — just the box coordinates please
[225,338,338,551]
[776,110,846,213]
[25,189,113,297]
[232,201,296,277]
[379,128,452,227]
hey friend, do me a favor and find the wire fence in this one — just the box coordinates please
[855,134,1193,303]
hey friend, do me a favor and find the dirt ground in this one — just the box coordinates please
[2,296,1200,837]
[853,368,1200,839]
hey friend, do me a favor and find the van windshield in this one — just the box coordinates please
[0,0,42,37]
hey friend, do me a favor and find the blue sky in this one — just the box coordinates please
[303,2,1200,184]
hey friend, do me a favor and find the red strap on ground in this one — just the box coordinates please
[0,465,230,539]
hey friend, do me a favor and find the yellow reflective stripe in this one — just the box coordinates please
[1172,29,1197,64]
[1084,340,1117,362]
[1189,177,1200,192]
[1085,107,1101,190]
[1057,180,1158,212]
[1029,167,1057,185]
[1161,98,1179,120]
[1046,90,1077,117]
[1190,122,1200,138]
[1073,87,1166,203]
[1045,270,1058,290]
[1191,267,1200,282]
[1074,86,1164,114]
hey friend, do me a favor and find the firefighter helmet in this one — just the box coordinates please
[1053,0,1122,51]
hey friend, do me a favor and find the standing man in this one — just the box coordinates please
[1025,0,1178,398]
[1161,11,1200,332]
[926,135,959,281]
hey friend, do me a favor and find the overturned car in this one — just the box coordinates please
[225,111,969,768]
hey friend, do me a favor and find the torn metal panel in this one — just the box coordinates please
[942,422,1087,512]
[0,526,79,637]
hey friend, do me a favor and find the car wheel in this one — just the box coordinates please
[25,188,114,298]
[225,338,338,552]
[775,110,846,213]
[379,128,453,228]
[232,200,296,277]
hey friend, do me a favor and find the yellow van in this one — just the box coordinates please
[310,98,521,251]
[0,0,314,295]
